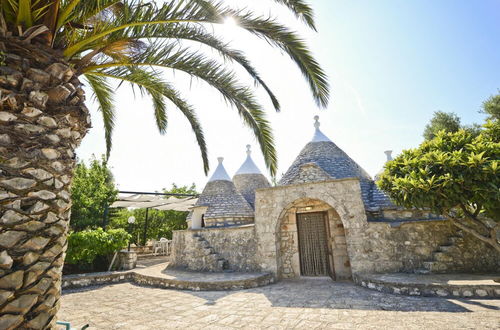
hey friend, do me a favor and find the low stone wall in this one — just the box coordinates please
[354,273,500,298]
[171,225,258,272]
[358,219,499,274]
[62,270,274,291]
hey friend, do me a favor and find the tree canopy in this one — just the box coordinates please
[423,111,481,140]
[70,156,118,231]
[379,95,500,252]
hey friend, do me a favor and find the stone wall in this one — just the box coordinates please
[254,178,499,277]
[204,216,254,228]
[170,225,258,272]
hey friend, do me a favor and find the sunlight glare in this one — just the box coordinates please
[224,16,238,28]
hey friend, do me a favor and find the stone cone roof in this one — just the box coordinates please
[192,157,254,219]
[233,145,270,209]
[279,116,394,210]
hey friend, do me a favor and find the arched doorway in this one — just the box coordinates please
[277,198,352,280]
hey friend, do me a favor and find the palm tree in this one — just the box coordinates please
[0,0,328,327]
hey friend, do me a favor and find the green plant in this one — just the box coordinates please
[65,228,130,265]
[70,155,118,231]
[378,120,500,252]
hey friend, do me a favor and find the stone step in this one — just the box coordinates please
[423,261,449,273]
[433,252,454,262]
[449,236,464,244]
[438,245,459,253]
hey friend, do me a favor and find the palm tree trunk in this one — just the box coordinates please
[0,38,90,329]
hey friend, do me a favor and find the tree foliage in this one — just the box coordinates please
[423,111,482,141]
[482,92,500,121]
[65,228,130,265]
[70,156,118,231]
[378,120,500,252]
[1,0,330,176]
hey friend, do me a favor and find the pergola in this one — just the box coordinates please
[110,191,198,245]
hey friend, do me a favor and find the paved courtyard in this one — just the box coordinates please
[59,278,500,329]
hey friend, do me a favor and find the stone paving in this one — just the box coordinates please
[59,277,500,329]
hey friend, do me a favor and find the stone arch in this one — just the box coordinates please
[275,198,352,279]
[254,178,368,276]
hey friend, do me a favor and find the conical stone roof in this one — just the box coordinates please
[233,145,270,209]
[193,157,254,220]
[279,116,394,210]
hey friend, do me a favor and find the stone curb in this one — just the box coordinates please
[62,271,275,291]
[353,274,500,299]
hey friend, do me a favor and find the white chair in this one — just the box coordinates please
[159,237,168,255]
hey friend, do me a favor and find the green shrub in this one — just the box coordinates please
[65,228,130,265]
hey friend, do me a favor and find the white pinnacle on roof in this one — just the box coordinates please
[384,150,393,161]
[311,115,332,142]
[208,157,231,182]
[235,145,262,175]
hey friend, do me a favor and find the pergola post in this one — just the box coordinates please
[142,207,150,246]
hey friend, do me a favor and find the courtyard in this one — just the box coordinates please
[59,278,500,329]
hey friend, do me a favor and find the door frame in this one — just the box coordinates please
[295,211,335,279]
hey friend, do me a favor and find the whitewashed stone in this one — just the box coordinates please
[1,177,37,190]
[0,111,17,122]
[21,106,42,117]
[41,148,60,160]
[37,116,57,128]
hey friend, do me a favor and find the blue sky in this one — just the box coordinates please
[76,0,500,192]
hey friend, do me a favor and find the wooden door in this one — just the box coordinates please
[296,212,331,276]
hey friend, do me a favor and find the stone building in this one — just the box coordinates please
[171,117,498,278]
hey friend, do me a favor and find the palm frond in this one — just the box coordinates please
[86,44,277,175]
[271,0,316,30]
[95,67,169,134]
[84,72,115,159]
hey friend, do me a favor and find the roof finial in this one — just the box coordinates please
[246,144,251,156]
[314,115,320,129]
[217,157,224,164]
[384,150,393,161]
